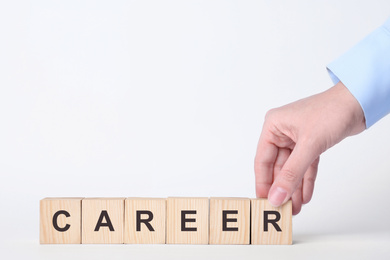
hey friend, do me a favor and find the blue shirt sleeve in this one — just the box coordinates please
[327,17,390,128]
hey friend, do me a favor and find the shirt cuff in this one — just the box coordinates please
[327,17,390,128]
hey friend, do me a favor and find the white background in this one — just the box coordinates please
[1,0,390,259]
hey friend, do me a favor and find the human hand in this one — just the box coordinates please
[254,81,366,215]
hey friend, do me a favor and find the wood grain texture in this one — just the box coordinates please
[82,198,125,244]
[251,198,292,245]
[209,197,250,244]
[40,198,82,244]
[166,197,209,244]
[124,198,166,244]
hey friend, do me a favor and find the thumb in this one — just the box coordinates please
[268,142,318,207]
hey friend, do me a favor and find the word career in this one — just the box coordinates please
[40,197,292,245]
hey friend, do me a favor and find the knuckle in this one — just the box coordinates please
[311,157,320,170]
[265,108,277,121]
[300,135,317,147]
[300,137,325,156]
[281,169,299,183]
[305,176,316,184]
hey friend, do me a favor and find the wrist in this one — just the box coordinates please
[331,81,366,136]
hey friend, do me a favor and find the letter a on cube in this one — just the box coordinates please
[82,198,125,244]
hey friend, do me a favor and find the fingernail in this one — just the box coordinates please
[268,187,288,207]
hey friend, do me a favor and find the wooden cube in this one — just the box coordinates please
[82,198,125,244]
[209,197,250,245]
[251,198,292,245]
[166,197,209,244]
[124,198,166,244]
[40,198,83,244]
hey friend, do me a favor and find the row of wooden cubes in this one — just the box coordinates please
[40,197,292,245]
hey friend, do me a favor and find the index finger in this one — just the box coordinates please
[254,129,278,198]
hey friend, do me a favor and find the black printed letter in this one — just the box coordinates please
[222,210,238,231]
[181,210,197,231]
[136,210,155,231]
[263,211,282,232]
[94,210,115,231]
[52,210,71,232]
